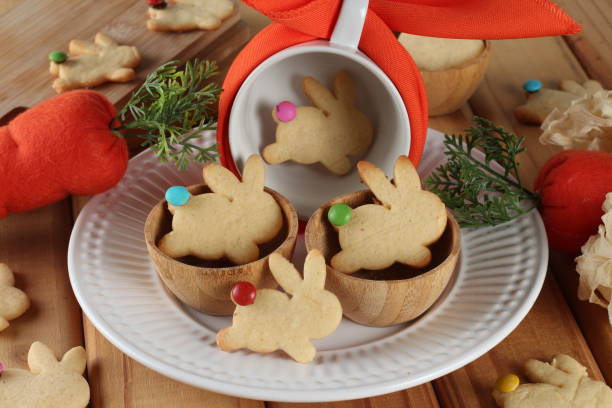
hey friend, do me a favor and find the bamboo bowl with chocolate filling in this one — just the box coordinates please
[305,190,460,327]
[144,184,298,316]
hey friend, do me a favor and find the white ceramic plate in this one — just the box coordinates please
[68,129,548,403]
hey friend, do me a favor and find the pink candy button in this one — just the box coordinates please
[275,101,297,122]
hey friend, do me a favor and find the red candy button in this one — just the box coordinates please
[231,282,257,306]
[147,0,163,5]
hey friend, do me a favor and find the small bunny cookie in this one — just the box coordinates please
[159,155,283,265]
[515,80,604,124]
[263,71,374,176]
[216,250,342,363]
[0,263,30,331]
[147,0,235,32]
[331,156,447,273]
[0,342,90,408]
[493,354,612,408]
[49,33,141,93]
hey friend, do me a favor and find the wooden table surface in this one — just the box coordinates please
[1,1,610,407]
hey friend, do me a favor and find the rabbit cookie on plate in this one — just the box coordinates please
[331,156,447,273]
[0,342,89,408]
[159,155,283,265]
[217,250,342,363]
[263,71,374,176]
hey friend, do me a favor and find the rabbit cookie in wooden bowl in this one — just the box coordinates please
[144,155,298,315]
[217,250,342,363]
[305,156,461,327]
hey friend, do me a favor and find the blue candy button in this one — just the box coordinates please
[523,79,542,93]
[165,186,190,206]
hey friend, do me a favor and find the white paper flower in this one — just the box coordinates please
[540,90,612,152]
[575,192,612,325]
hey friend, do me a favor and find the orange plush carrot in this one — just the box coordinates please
[535,150,612,253]
[0,59,220,218]
[0,91,128,218]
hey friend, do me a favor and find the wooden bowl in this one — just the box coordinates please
[305,190,460,327]
[144,184,298,316]
[421,40,491,116]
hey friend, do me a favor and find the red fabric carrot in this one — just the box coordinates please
[534,150,612,253]
[0,91,128,218]
[0,60,219,219]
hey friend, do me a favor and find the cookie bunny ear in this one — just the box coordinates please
[60,346,87,374]
[241,155,265,192]
[303,250,326,291]
[94,32,117,47]
[28,342,59,374]
[0,264,14,286]
[203,163,242,200]
[303,76,337,115]
[333,71,356,106]
[268,253,303,295]
[393,156,422,191]
[357,161,397,207]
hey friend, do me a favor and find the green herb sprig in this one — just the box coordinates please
[425,117,539,228]
[112,59,221,170]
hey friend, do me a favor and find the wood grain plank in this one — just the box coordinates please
[0,202,84,377]
[269,384,440,408]
[432,35,609,407]
[556,0,612,88]
[0,0,244,118]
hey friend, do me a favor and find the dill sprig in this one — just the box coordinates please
[112,59,221,170]
[425,117,539,228]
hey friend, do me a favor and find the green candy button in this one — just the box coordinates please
[48,51,68,63]
[328,203,352,227]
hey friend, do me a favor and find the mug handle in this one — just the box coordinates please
[330,0,369,51]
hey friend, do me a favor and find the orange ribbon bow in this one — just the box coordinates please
[217,0,579,171]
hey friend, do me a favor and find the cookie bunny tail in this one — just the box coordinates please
[321,155,352,176]
[0,317,8,331]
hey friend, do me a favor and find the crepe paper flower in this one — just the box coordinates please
[541,88,612,153]
[575,192,612,326]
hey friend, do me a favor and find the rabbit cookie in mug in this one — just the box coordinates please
[0,263,30,332]
[158,155,283,265]
[217,250,342,363]
[0,342,89,408]
[263,71,374,176]
[330,156,447,273]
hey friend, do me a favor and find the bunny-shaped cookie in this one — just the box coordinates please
[493,355,612,408]
[331,156,447,273]
[216,250,342,363]
[0,263,30,331]
[147,0,235,32]
[0,342,90,408]
[515,79,604,124]
[50,32,141,93]
[263,71,374,176]
[159,155,283,265]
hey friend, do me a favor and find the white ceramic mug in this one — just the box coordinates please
[229,0,410,219]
